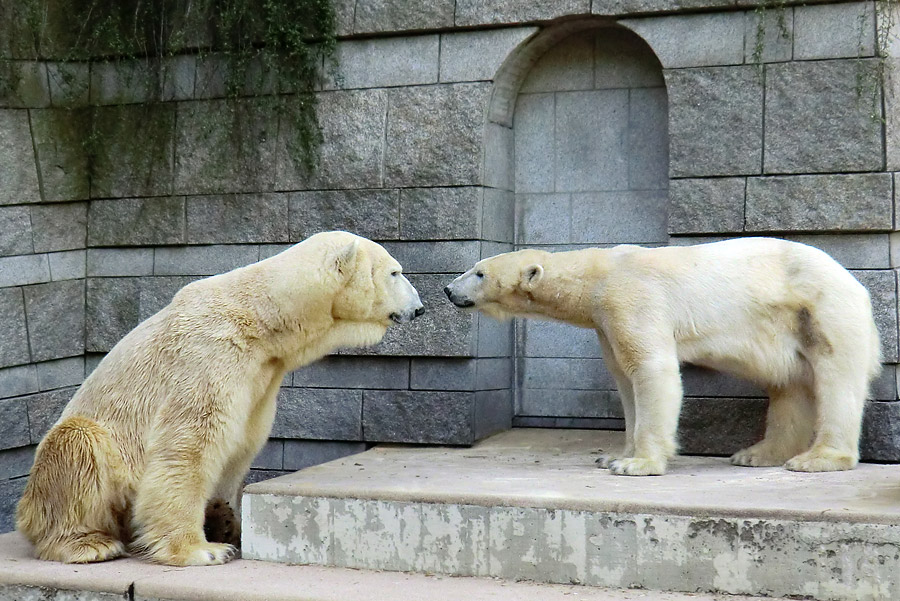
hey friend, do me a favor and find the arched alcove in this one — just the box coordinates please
[488,23,669,428]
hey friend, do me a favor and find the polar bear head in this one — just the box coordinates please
[443,249,552,321]
[326,233,424,326]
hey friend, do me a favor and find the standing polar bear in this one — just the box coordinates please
[445,238,881,476]
[17,232,423,566]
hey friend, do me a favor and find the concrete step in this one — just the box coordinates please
[242,428,900,601]
[0,531,785,601]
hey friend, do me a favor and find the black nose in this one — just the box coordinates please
[443,286,451,298]
[415,306,425,317]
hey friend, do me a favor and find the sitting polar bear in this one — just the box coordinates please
[17,231,423,566]
[445,238,881,476]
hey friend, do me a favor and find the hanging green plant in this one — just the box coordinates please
[0,0,337,190]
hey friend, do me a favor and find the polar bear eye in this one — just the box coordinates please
[391,270,399,277]
[475,271,484,278]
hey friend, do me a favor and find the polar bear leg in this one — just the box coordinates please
[731,384,815,467]
[16,417,127,563]
[595,334,635,468]
[608,355,682,476]
[784,363,864,472]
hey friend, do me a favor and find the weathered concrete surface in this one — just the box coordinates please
[243,429,900,601]
[0,532,786,601]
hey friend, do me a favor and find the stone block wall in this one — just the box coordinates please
[2,0,900,531]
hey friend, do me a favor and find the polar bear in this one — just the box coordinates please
[444,238,881,476]
[17,231,423,565]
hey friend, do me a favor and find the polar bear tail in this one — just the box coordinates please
[16,416,128,563]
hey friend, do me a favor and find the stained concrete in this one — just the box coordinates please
[243,429,900,601]
[0,532,785,601]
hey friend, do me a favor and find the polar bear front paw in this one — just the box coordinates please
[608,457,666,476]
[175,542,238,566]
[784,450,857,473]
[594,453,617,469]
[730,445,789,467]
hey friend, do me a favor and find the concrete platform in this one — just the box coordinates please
[0,532,785,601]
[242,429,900,601]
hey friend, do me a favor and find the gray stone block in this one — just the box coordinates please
[0,111,41,205]
[743,6,793,63]
[0,254,51,288]
[440,28,537,83]
[483,123,514,191]
[137,276,197,320]
[29,108,91,202]
[517,194,571,245]
[595,29,666,89]
[48,250,86,281]
[667,66,763,177]
[36,357,84,391]
[160,55,197,102]
[745,174,892,232]
[454,0,589,26]
[276,89,388,191]
[519,31,594,94]
[669,178,746,235]
[621,12,744,69]
[513,415,624,430]
[252,440,284,470]
[24,279,85,362]
[853,269,898,363]
[410,359,477,391]
[354,0,454,33]
[0,289,28,369]
[46,62,89,107]
[571,191,669,244]
[399,187,481,240]
[0,478,26,533]
[886,60,900,171]
[88,197,185,247]
[477,314,513,358]
[555,89,629,192]
[85,277,140,352]
[346,274,476,357]
[480,241,513,259]
[292,356,409,389]
[520,389,622,419]
[87,248,154,277]
[793,2,875,60]
[482,188,515,243]
[861,400,900,461]
[0,364,38,399]
[627,87,668,191]
[30,202,87,253]
[786,234,890,270]
[289,189,398,242]
[90,104,176,198]
[0,397,29,450]
[0,206,31,257]
[175,99,278,195]
[245,469,292,486]
[678,397,766,456]
[186,194,289,244]
[362,390,475,444]
[259,244,292,260]
[382,241,481,274]
[0,445,35,480]
[765,59,883,174]
[476,357,513,390]
[523,320,600,358]
[514,93,555,193]
[153,245,259,276]
[24,386,77,442]
[283,440,367,472]
[475,389,513,439]
[870,364,896,400]
[328,36,439,89]
[84,353,105,377]
[0,61,49,108]
[89,60,156,105]
[521,357,615,390]
[384,83,491,187]
[681,365,765,398]
[272,388,362,440]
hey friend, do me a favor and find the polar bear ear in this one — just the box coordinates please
[520,264,544,291]
[334,239,360,277]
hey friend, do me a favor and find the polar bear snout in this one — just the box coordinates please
[444,284,475,308]
[390,303,425,324]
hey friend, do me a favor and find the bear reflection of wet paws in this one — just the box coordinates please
[204,499,241,549]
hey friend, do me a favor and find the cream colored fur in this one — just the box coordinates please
[17,231,422,565]
[445,238,881,476]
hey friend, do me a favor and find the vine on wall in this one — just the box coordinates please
[0,0,337,189]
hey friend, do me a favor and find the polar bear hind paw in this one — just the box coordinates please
[594,453,616,469]
[169,542,238,566]
[608,457,666,476]
[56,533,127,563]
[784,449,857,472]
